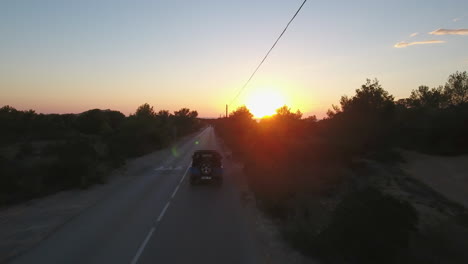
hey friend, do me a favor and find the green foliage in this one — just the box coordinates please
[49,138,99,189]
[395,73,468,155]
[215,106,255,158]
[330,79,395,116]
[229,105,253,120]
[212,71,467,263]
[134,103,156,119]
[409,85,447,109]
[75,109,125,135]
[290,189,418,264]
[445,71,468,105]
[274,105,303,120]
[0,103,200,206]
[406,71,467,109]
[173,108,199,136]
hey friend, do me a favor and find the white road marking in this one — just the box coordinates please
[157,202,170,222]
[130,129,212,264]
[171,185,180,199]
[130,227,155,264]
[130,164,192,264]
[154,166,183,171]
[180,166,190,184]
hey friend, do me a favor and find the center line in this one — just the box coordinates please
[180,166,190,184]
[171,185,180,199]
[130,227,155,264]
[157,202,170,222]
[130,162,193,264]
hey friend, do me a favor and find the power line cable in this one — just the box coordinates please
[228,0,308,106]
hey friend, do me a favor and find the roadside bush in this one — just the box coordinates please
[212,72,467,263]
[305,188,418,264]
[42,138,99,189]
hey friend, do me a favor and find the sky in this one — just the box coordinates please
[1,0,467,118]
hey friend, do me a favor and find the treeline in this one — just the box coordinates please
[213,71,468,264]
[0,103,201,205]
[326,71,468,155]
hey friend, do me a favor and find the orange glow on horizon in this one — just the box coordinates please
[245,89,285,118]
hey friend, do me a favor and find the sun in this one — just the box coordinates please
[246,90,285,118]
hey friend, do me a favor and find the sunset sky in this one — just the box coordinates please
[1,0,467,118]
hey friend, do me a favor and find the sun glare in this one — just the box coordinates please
[246,90,285,118]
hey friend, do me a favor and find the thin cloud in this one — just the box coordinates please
[410,32,419,37]
[430,29,468,35]
[394,40,445,48]
[453,17,462,22]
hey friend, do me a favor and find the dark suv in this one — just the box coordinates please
[189,150,223,185]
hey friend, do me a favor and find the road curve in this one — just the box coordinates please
[11,127,259,264]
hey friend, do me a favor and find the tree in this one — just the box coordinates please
[305,115,318,122]
[327,79,394,117]
[157,110,171,118]
[228,106,255,133]
[326,104,342,118]
[408,85,447,109]
[156,110,171,124]
[135,103,156,119]
[229,106,253,121]
[174,108,197,119]
[344,79,394,113]
[445,71,468,105]
[275,105,302,120]
[173,108,199,135]
[0,105,17,114]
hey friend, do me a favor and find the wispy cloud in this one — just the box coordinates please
[394,40,445,48]
[409,32,419,37]
[430,29,468,35]
[453,17,462,22]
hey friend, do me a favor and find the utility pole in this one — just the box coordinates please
[225,104,228,118]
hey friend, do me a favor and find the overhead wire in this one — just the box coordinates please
[228,0,308,106]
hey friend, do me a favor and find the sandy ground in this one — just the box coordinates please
[401,151,468,209]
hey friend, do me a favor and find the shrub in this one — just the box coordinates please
[309,188,418,264]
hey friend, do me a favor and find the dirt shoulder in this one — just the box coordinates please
[0,167,132,263]
[401,150,468,209]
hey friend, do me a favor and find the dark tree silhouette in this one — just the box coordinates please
[408,85,447,109]
[339,78,394,114]
[445,71,468,105]
[135,103,156,119]
[229,105,253,121]
[274,105,302,120]
[212,71,468,264]
[0,103,201,205]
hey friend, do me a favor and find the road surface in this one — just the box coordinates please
[11,127,260,264]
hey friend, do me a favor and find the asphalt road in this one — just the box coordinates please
[11,127,259,264]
